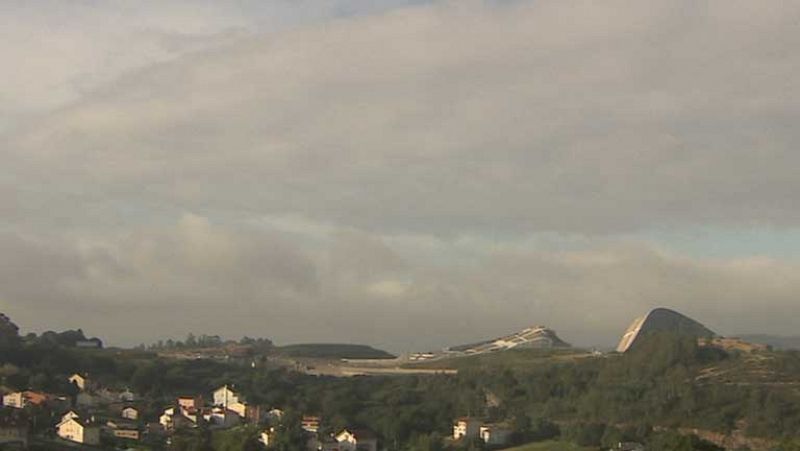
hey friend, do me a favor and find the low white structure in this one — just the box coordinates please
[2,391,47,409]
[121,406,139,421]
[615,443,645,451]
[453,418,481,440]
[335,428,378,451]
[56,417,100,445]
[2,392,24,409]
[302,416,321,433]
[479,424,513,446]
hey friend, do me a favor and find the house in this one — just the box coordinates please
[178,395,203,411]
[56,417,100,445]
[121,406,139,421]
[160,407,196,431]
[479,424,513,446]
[113,428,140,440]
[335,428,378,451]
[106,421,141,440]
[207,407,241,429]
[227,401,259,421]
[68,373,88,391]
[106,418,140,440]
[302,415,321,433]
[212,385,240,407]
[2,391,48,409]
[453,417,481,440]
[159,408,176,430]
[259,427,276,447]
[266,408,285,423]
[61,410,82,423]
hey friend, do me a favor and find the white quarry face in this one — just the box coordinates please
[616,308,716,353]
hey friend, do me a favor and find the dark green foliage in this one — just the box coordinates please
[2,329,800,450]
[648,431,723,451]
[563,422,606,447]
[277,343,395,359]
[267,411,308,451]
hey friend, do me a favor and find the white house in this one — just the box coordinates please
[2,391,48,409]
[479,424,513,446]
[2,392,24,409]
[56,417,100,445]
[213,385,240,407]
[60,411,81,423]
[453,418,481,440]
[335,428,378,451]
[68,373,87,391]
[121,406,139,421]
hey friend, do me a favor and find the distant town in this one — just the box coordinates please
[1,310,799,450]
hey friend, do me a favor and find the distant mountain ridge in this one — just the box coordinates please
[736,334,800,350]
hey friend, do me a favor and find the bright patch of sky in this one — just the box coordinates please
[639,227,800,262]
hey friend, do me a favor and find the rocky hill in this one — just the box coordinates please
[448,325,571,355]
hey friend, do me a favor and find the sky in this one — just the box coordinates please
[1,0,799,352]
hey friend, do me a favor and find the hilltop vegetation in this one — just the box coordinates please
[276,343,396,360]
[2,315,800,450]
[739,334,800,351]
[406,348,588,371]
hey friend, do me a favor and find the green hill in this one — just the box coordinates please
[276,343,396,359]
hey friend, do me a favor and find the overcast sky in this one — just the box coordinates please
[2,0,799,351]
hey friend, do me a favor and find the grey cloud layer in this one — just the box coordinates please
[6,0,800,234]
[2,0,800,347]
[2,217,798,350]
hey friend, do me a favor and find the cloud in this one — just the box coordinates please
[2,0,800,348]
[1,217,799,350]
[5,0,800,236]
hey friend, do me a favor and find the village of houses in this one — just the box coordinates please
[0,372,514,450]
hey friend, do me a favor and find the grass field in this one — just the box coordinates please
[500,440,597,451]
